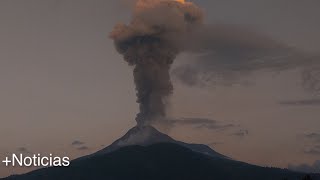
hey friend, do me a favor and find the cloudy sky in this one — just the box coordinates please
[0,0,320,177]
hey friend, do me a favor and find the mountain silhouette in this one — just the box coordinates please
[88,125,227,159]
[2,126,319,180]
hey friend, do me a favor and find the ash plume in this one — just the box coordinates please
[110,0,203,126]
[110,0,320,127]
[172,24,320,91]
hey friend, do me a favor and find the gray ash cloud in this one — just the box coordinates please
[110,0,203,126]
[111,0,320,127]
[172,24,320,92]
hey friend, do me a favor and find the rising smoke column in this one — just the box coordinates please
[110,0,203,126]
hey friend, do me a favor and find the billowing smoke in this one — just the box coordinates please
[110,0,203,126]
[111,0,320,126]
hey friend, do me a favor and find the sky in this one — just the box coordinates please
[0,0,320,177]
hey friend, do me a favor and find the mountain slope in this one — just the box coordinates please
[2,126,319,180]
[90,125,227,159]
[3,143,318,180]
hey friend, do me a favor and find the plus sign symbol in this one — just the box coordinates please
[2,157,11,167]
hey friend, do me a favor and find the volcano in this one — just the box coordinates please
[90,126,228,159]
[2,126,319,180]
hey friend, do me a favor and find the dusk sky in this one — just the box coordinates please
[0,0,320,177]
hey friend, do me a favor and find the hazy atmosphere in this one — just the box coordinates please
[0,0,320,177]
